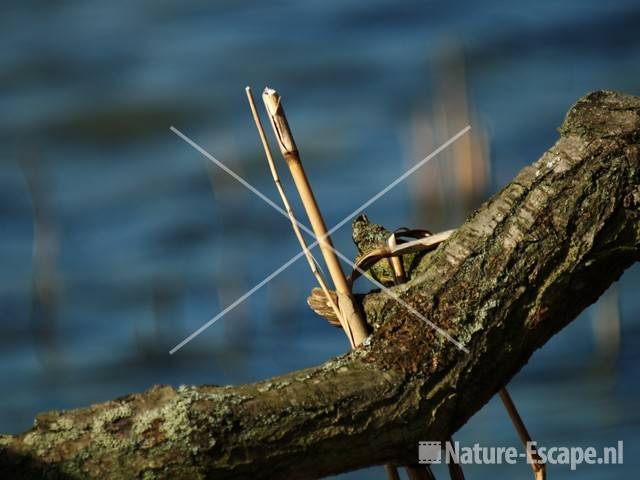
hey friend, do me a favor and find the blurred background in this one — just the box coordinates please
[1,1,639,478]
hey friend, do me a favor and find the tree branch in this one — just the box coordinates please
[1,90,639,479]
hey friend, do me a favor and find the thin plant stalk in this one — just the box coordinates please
[386,233,407,284]
[245,86,343,331]
[261,87,368,347]
[499,388,546,479]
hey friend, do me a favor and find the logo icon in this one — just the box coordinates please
[419,441,442,464]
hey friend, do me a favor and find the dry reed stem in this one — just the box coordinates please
[499,388,546,479]
[245,86,343,333]
[261,87,369,346]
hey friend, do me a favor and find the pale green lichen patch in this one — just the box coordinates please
[92,403,132,431]
[133,409,161,437]
[20,420,84,459]
[124,384,255,460]
[22,431,38,447]
[131,390,197,447]
[0,435,11,447]
[132,409,165,449]
[49,416,74,432]
[91,403,133,449]
[560,90,640,140]
[157,394,192,440]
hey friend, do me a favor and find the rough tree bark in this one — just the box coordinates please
[1,90,639,480]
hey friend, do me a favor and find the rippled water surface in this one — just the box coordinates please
[1,1,639,478]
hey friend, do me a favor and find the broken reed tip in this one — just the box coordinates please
[261,87,297,157]
[263,88,283,111]
[262,88,281,117]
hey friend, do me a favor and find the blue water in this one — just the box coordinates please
[1,2,639,478]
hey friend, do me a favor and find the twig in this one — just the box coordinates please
[261,87,369,347]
